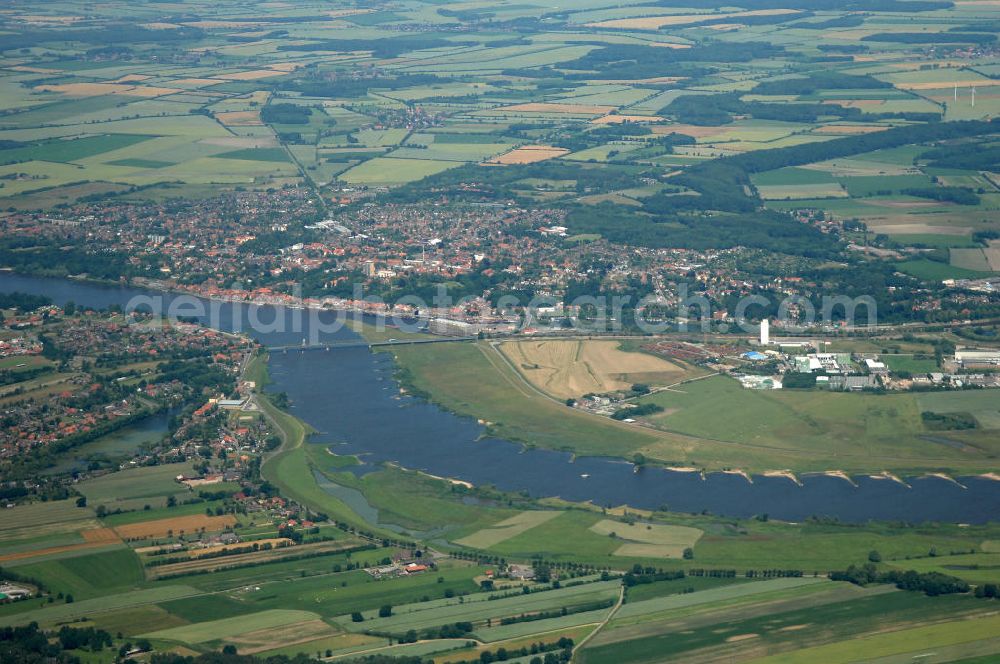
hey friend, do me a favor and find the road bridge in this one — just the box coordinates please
[266,336,476,352]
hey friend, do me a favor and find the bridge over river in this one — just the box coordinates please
[267,336,477,352]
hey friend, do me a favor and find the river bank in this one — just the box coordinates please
[4,272,1000,524]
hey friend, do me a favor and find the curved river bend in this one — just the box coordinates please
[2,273,998,524]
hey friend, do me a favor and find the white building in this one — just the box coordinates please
[760,319,770,346]
[864,359,887,374]
[955,349,1000,367]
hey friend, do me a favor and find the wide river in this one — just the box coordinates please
[3,272,999,524]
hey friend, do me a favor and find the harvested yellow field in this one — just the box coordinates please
[589,519,703,558]
[114,514,236,540]
[895,79,1000,91]
[246,90,272,104]
[586,9,799,30]
[868,222,971,235]
[499,103,615,115]
[268,62,302,72]
[0,540,115,563]
[454,511,562,549]
[34,82,121,96]
[229,619,338,655]
[591,114,663,124]
[490,145,569,165]
[141,22,181,29]
[17,15,82,25]
[0,527,121,563]
[216,110,263,126]
[114,74,151,83]
[82,527,120,543]
[501,339,686,399]
[9,65,61,74]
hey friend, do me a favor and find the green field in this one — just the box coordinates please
[390,343,1000,474]
[881,354,938,374]
[589,520,703,558]
[334,579,620,634]
[0,585,200,627]
[753,612,1000,664]
[0,499,94,534]
[9,548,143,600]
[143,609,320,644]
[636,374,1000,474]
[77,462,197,508]
[454,510,562,549]
[391,342,658,459]
[338,157,456,185]
[581,586,1000,664]
[896,259,991,281]
[222,563,483,619]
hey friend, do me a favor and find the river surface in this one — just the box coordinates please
[44,409,175,475]
[3,272,999,524]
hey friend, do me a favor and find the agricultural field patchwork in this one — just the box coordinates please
[1,1,1000,663]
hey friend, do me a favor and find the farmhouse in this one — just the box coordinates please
[508,564,535,581]
[0,583,32,601]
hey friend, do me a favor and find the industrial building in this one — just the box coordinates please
[954,349,1000,368]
